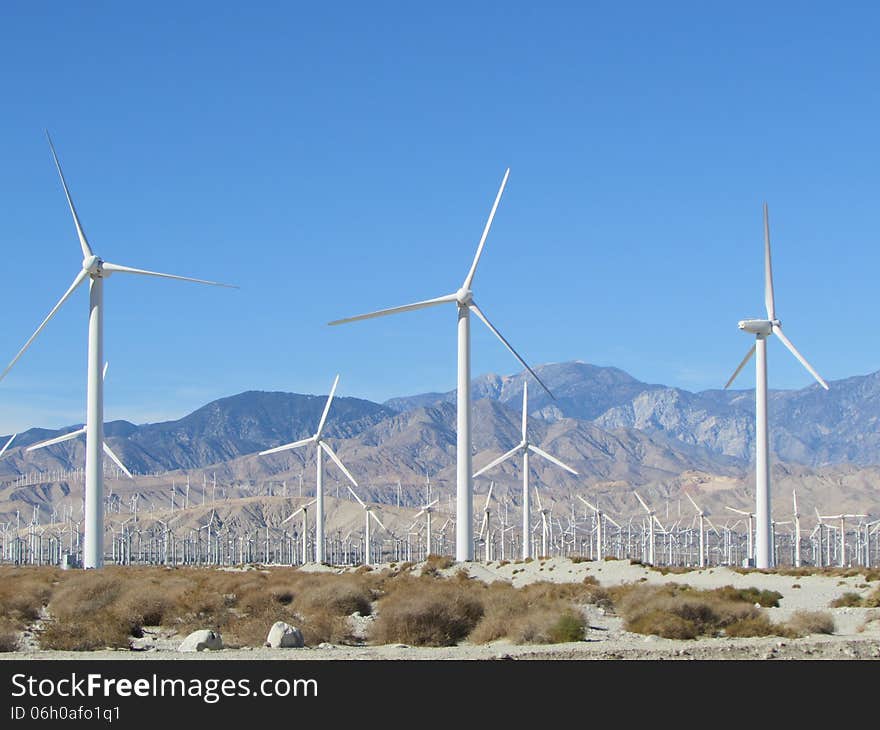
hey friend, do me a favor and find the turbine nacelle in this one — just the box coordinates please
[82,255,103,277]
[737,319,775,336]
[455,287,474,306]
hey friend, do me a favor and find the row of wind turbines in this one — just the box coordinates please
[0,134,838,570]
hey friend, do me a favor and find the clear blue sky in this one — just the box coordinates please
[1,2,878,433]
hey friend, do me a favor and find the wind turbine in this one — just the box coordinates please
[477,482,494,562]
[259,374,356,563]
[792,489,802,567]
[633,492,665,565]
[26,363,134,480]
[281,499,317,565]
[723,203,828,569]
[346,484,388,566]
[534,487,554,557]
[0,134,235,569]
[685,493,720,568]
[410,498,440,557]
[328,169,553,561]
[473,382,576,559]
[577,495,620,561]
[725,506,755,566]
[816,511,867,568]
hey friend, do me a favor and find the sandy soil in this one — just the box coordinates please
[2,557,879,660]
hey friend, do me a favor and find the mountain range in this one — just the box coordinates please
[1,360,879,527]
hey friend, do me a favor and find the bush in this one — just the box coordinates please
[786,611,835,636]
[831,592,864,608]
[39,617,132,651]
[715,586,782,608]
[371,579,484,646]
[628,610,698,640]
[724,615,782,638]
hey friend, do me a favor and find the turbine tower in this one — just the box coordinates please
[723,203,828,569]
[473,382,576,559]
[329,170,552,561]
[259,375,356,563]
[0,134,235,568]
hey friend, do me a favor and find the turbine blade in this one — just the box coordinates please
[259,436,315,456]
[102,362,109,381]
[346,483,366,509]
[316,374,340,437]
[705,516,721,537]
[685,492,701,514]
[100,262,237,288]
[724,344,757,389]
[479,512,488,540]
[328,293,457,326]
[0,268,89,382]
[605,514,621,529]
[46,131,93,258]
[653,515,667,534]
[634,491,650,514]
[534,486,543,512]
[0,433,17,459]
[469,302,554,399]
[473,444,521,477]
[413,509,426,520]
[484,482,494,511]
[369,510,387,531]
[426,499,439,510]
[27,426,86,451]
[281,507,305,525]
[577,495,598,513]
[521,382,529,442]
[462,168,510,290]
[772,326,829,390]
[103,442,134,480]
[764,202,776,321]
[726,506,749,516]
[528,444,578,475]
[320,441,358,487]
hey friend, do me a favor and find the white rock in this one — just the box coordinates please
[265,622,304,649]
[178,629,223,652]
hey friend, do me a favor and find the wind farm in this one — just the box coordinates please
[3,5,880,666]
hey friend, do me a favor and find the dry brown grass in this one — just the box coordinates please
[610,583,768,639]
[786,611,835,636]
[371,576,484,646]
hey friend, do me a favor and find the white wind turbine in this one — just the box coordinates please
[685,493,720,568]
[0,134,235,569]
[409,498,440,557]
[534,487,553,557]
[473,382,576,559]
[576,495,620,561]
[633,492,665,565]
[477,482,495,561]
[816,510,867,568]
[723,203,828,569]
[260,374,356,563]
[281,499,317,565]
[26,363,134,480]
[346,483,389,566]
[792,489,802,567]
[328,169,553,561]
[725,506,755,565]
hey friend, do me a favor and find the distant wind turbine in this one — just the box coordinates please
[0,133,236,568]
[260,374,356,563]
[329,169,553,561]
[473,382,576,559]
[723,203,828,569]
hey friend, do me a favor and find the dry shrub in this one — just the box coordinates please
[0,618,19,652]
[510,609,585,644]
[714,586,782,608]
[865,586,880,608]
[299,613,352,646]
[39,617,132,651]
[611,583,763,639]
[786,611,835,636]
[371,577,484,646]
[831,592,864,608]
[424,554,454,571]
[628,610,698,640]
[294,575,373,617]
[724,615,782,638]
[0,568,55,624]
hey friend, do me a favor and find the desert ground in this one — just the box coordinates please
[1,557,879,660]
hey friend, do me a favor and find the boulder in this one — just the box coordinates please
[178,629,223,652]
[265,621,304,649]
